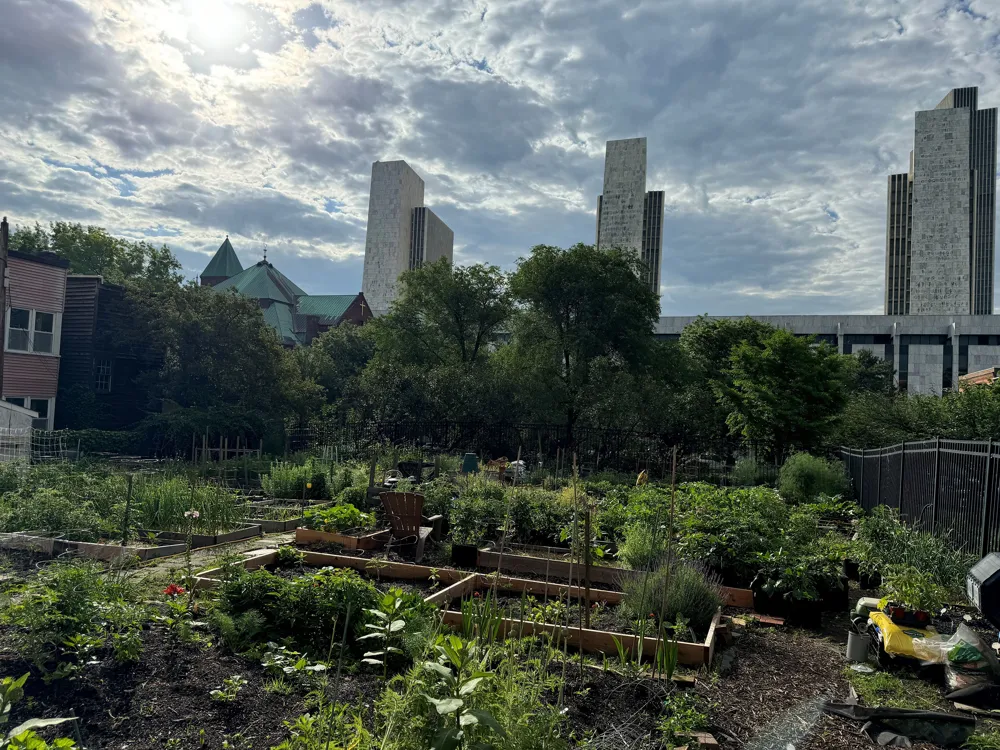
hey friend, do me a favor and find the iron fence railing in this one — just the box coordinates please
[842,439,1000,556]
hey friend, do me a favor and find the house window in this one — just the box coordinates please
[34,312,53,353]
[94,358,112,393]
[29,399,50,430]
[4,397,24,408]
[6,309,56,354]
[7,309,29,351]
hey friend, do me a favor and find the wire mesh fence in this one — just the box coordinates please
[842,439,1000,556]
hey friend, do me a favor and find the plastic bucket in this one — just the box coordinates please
[846,630,871,662]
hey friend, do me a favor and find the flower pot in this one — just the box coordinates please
[752,588,785,617]
[843,559,860,581]
[846,631,871,662]
[785,599,822,629]
[858,570,882,590]
[451,543,480,567]
[819,576,850,613]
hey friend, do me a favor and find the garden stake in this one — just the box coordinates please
[584,503,592,629]
[490,446,522,601]
[121,474,133,546]
[572,455,585,681]
[68,709,85,748]
[652,445,680,678]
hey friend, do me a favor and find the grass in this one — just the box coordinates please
[133,476,247,535]
[843,667,943,711]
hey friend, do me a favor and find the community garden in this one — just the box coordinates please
[0,449,998,749]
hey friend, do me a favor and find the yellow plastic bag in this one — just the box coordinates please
[870,611,938,659]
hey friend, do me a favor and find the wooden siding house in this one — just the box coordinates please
[56,276,153,430]
[2,250,70,429]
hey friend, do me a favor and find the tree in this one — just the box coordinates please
[508,243,660,439]
[720,328,851,457]
[297,323,375,418]
[353,260,516,423]
[680,316,775,375]
[848,349,896,396]
[9,222,181,291]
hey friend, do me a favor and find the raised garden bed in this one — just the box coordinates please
[430,572,725,667]
[0,532,187,561]
[477,548,643,588]
[137,522,262,549]
[295,526,390,551]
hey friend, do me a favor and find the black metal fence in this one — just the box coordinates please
[842,439,1000,556]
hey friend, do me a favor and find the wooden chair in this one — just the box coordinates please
[379,492,444,563]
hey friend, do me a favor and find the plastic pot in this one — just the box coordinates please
[785,599,823,629]
[451,543,480,568]
[843,559,860,581]
[846,630,871,662]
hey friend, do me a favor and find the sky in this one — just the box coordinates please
[2,0,1000,316]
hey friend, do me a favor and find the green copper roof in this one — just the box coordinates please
[295,295,357,322]
[213,261,306,304]
[203,237,243,279]
[262,302,301,347]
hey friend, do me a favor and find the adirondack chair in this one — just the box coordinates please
[379,492,444,563]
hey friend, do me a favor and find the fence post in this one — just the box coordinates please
[982,438,993,557]
[858,448,868,510]
[876,447,883,506]
[932,437,941,534]
[898,441,906,511]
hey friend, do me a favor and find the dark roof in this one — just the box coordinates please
[262,302,301,346]
[202,237,243,279]
[213,260,305,304]
[295,294,358,322]
[8,250,71,269]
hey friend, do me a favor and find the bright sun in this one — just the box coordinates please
[186,0,244,46]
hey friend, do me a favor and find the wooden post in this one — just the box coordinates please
[202,432,208,467]
[859,447,865,506]
[219,435,224,463]
[191,434,196,463]
[259,439,263,458]
[584,504,592,629]
[876,447,882,507]
[982,439,993,556]
[121,474,133,546]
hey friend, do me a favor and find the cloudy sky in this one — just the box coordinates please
[2,0,999,315]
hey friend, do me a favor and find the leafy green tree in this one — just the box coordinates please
[354,260,516,423]
[9,222,181,290]
[720,328,851,457]
[848,349,896,396]
[296,324,375,418]
[508,243,659,439]
[680,316,775,375]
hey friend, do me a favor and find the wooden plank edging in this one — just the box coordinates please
[425,574,478,606]
[295,527,390,551]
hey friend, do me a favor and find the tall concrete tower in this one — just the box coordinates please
[595,137,664,295]
[362,160,454,314]
[885,87,997,315]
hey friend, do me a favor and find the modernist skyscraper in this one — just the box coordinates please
[595,137,664,295]
[885,87,997,315]
[362,160,454,314]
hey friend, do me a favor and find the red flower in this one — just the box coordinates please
[473,592,481,598]
[648,612,656,618]
[163,583,186,597]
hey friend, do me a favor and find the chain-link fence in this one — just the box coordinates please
[842,439,1000,556]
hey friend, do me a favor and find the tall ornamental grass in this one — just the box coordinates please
[133,476,246,534]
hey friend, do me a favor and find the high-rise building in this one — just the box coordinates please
[885,87,997,315]
[595,137,664,295]
[362,160,454,314]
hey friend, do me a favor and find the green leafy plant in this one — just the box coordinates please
[360,594,407,680]
[262,460,329,500]
[777,453,850,504]
[303,504,375,534]
[622,563,723,636]
[658,690,707,747]
[275,546,305,567]
[881,565,949,613]
[210,675,248,702]
[0,674,76,750]
[48,634,103,682]
[421,635,505,750]
[261,642,327,689]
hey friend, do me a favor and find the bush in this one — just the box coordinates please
[0,487,104,540]
[336,485,368,507]
[618,522,668,570]
[218,566,378,647]
[731,458,773,487]
[621,563,724,637]
[419,478,457,517]
[303,504,375,533]
[449,478,506,545]
[778,453,850,504]
[508,487,570,545]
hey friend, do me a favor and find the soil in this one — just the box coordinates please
[2,628,310,750]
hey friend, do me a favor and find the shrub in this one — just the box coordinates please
[621,563,724,637]
[303,504,375,533]
[419,478,456,517]
[618,522,668,570]
[508,487,570,545]
[777,453,850,504]
[449,478,506,546]
[218,566,378,647]
[336,485,368,507]
[881,564,949,612]
[0,487,103,540]
[731,458,773,487]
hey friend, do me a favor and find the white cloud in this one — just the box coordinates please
[1,0,999,310]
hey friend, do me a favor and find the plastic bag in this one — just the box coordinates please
[911,624,997,691]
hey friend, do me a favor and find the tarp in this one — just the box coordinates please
[823,702,975,747]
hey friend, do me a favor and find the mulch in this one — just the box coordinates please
[699,626,944,750]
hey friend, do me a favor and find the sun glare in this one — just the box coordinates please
[186,0,244,47]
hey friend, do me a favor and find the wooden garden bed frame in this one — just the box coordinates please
[137,523,262,548]
[428,571,726,667]
[0,532,187,561]
[294,526,390,551]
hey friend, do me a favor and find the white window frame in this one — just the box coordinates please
[3,396,54,430]
[5,308,61,356]
[94,357,113,393]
